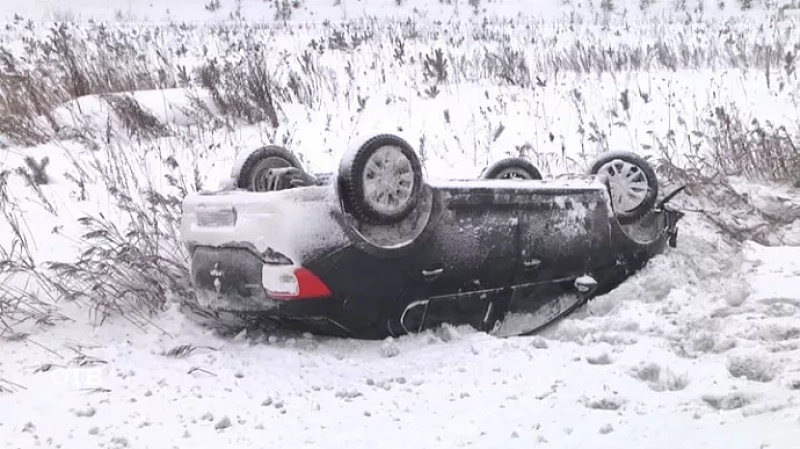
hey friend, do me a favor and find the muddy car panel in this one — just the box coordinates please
[182,177,681,339]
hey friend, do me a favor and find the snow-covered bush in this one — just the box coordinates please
[44,188,192,325]
[726,353,778,382]
[629,362,691,391]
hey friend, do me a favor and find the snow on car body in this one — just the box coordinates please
[180,133,683,338]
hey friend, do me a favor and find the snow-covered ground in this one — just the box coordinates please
[2,0,800,448]
[2,213,800,449]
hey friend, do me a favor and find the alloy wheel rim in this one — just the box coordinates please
[598,159,650,212]
[362,145,415,215]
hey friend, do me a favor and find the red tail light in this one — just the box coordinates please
[262,265,332,300]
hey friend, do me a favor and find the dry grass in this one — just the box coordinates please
[726,354,778,382]
[0,170,65,334]
[701,391,755,410]
[44,192,191,328]
[0,136,202,332]
[0,21,182,145]
[103,94,170,139]
[630,362,691,392]
[586,352,614,365]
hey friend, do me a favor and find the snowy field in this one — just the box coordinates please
[4,221,800,449]
[2,0,800,448]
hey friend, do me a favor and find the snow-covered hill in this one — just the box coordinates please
[1,0,800,448]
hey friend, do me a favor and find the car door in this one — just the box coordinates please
[394,184,521,334]
[508,184,612,316]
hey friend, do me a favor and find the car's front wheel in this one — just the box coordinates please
[589,151,659,224]
[337,134,424,225]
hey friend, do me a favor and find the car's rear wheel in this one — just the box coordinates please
[589,151,659,225]
[236,145,304,191]
[480,157,543,180]
[337,134,424,225]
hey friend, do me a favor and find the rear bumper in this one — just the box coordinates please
[191,246,329,311]
[191,246,277,310]
[189,246,368,336]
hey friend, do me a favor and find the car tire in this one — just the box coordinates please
[337,134,424,225]
[236,145,305,191]
[589,150,659,225]
[479,157,543,180]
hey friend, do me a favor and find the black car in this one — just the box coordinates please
[179,133,683,339]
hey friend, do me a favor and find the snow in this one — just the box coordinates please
[496,293,584,337]
[2,0,800,447]
[429,177,607,191]
[3,226,800,448]
[181,184,348,263]
[48,89,219,131]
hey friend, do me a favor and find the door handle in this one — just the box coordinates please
[523,259,541,270]
[421,268,443,281]
[574,275,598,294]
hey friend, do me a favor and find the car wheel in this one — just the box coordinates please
[236,145,304,191]
[337,134,424,225]
[589,150,659,225]
[479,157,543,180]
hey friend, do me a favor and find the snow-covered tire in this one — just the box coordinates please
[480,157,543,180]
[236,145,304,191]
[337,134,424,225]
[589,150,659,225]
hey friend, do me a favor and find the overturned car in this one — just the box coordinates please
[179,133,683,339]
